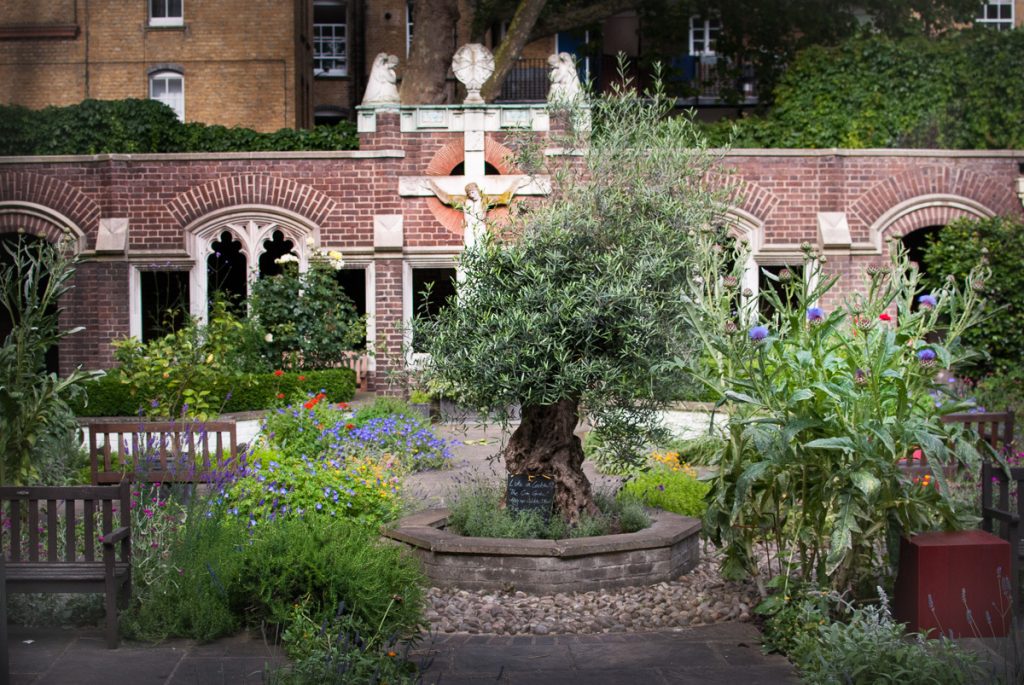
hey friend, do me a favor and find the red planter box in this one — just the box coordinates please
[893,530,1012,638]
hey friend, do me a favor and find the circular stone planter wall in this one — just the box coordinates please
[383,509,701,594]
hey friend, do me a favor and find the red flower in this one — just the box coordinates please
[879,313,892,322]
[298,375,306,381]
[276,393,285,400]
[274,369,284,377]
[345,423,355,430]
[303,392,327,410]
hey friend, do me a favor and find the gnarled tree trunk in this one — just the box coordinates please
[504,398,598,523]
[400,0,460,104]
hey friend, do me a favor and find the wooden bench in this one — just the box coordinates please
[981,462,1024,612]
[87,421,238,485]
[341,351,370,391]
[1,483,131,649]
[900,411,1016,480]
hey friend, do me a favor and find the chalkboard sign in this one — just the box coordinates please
[507,473,556,521]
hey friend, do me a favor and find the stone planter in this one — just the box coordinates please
[383,508,701,594]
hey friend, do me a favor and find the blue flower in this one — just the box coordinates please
[806,307,825,323]
[749,325,769,342]
[918,293,937,309]
[917,349,936,362]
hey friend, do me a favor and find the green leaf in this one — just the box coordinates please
[803,437,855,451]
[724,390,760,406]
[850,470,880,497]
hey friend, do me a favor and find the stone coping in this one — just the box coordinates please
[383,508,701,558]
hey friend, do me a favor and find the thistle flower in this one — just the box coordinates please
[778,268,793,283]
[749,325,769,342]
[722,275,738,288]
[854,368,869,385]
[918,293,937,309]
[917,349,937,367]
[806,307,825,323]
[724,320,738,334]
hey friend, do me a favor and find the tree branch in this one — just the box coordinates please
[529,0,642,42]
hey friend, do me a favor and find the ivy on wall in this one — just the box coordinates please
[0,99,358,155]
[705,28,1024,149]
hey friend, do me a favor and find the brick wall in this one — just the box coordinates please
[0,123,1021,381]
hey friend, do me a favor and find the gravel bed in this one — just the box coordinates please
[424,552,760,635]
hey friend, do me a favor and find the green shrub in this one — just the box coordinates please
[72,368,356,417]
[786,589,984,684]
[922,216,1024,380]
[353,397,427,429]
[230,515,424,639]
[0,99,358,155]
[446,481,650,539]
[704,29,1024,149]
[620,467,710,518]
[248,257,365,370]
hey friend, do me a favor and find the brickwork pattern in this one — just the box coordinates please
[0,138,1021,379]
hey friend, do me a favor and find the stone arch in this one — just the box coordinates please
[424,138,517,235]
[869,194,996,251]
[0,171,99,248]
[709,173,781,228]
[0,201,88,251]
[168,174,336,229]
[723,206,766,299]
[184,205,322,321]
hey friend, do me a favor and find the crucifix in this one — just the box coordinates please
[397,43,551,249]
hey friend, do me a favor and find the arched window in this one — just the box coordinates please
[186,209,319,322]
[149,70,184,121]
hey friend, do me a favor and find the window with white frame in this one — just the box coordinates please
[314,0,347,76]
[149,70,184,121]
[149,0,183,27]
[689,16,721,56]
[976,1,1014,29]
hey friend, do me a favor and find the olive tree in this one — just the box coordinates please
[420,84,729,521]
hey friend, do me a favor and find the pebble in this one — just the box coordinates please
[424,553,761,636]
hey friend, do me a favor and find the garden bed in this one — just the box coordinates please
[383,508,701,594]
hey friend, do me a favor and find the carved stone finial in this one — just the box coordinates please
[547,52,583,105]
[452,44,495,105]
[361,53,400,107]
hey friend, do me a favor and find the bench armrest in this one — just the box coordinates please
[101,526,130,545]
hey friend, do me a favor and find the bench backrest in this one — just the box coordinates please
[88,421,238,484]
[941,411,1015,455]
[0,483,130,564]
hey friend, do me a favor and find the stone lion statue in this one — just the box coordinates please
[547,52,582,105]
[361,53,400,106]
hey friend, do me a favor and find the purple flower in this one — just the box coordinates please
[150,399,160,408]
[806,307,825,323]
[918,349,936,362]
[918,294,937,309]
[749,325,769,342]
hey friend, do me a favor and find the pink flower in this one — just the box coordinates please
[144,508,154,518]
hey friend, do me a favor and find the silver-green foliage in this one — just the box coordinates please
[421,81,727,452]
[668,239,993,591]
[0,239,97,484]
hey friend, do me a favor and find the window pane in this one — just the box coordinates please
[166,79,182,94]
[151,0,165,19]
[168,0,182,18]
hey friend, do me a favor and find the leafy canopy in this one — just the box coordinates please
[421,79,728,446]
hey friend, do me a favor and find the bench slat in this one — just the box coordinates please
[65,499,76,563]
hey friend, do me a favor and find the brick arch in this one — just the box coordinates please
[425,138,517,235]
[167,175,336,228]
[851,165,1016,246]
[708,172,780,228]
[0,171,100,238]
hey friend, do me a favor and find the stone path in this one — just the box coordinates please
[411,623,799,684]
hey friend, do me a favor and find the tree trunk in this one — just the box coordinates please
[480,0,548,103]
[400,0,460,105]
[504,398,598,523]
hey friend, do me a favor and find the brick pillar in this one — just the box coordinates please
[371,256,405,396]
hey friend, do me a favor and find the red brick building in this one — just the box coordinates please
[0,106,1021,387]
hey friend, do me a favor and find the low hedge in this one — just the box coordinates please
[0,98,358,156]
[72,368,356,417]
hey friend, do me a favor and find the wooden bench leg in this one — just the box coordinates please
[105,574,119,649]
